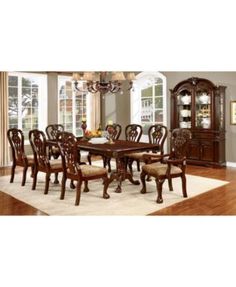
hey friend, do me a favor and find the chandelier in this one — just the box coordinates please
[72,72,135,94]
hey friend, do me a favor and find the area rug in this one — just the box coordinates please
[0,165,229,215]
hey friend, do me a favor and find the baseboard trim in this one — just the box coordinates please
[226,162,236,167]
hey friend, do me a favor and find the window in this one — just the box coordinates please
[58,76,90,136]
[131,71,166,141]
[8,72,48,140]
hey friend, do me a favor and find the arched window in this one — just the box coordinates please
[130,71,167,142]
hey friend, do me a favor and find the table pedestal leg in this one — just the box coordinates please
[109,157,140,193]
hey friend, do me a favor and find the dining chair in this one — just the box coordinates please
[7,128,34,186]
[45,124,64,159]
[87,123,122,172]
[124,124,143,171]
[127,124,168,174]
[125,124,143,142]
[58,131,111,206]
[29,129,63,194]
[140,128,192,203]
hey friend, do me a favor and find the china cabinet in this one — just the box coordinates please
[170,77,226,167]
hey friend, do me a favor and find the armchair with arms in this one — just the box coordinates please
[140,128,192,203]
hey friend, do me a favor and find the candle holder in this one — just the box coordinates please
[81,120,87,139]
[107,124,115,144]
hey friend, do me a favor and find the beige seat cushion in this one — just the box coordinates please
[26,155,34,164]
[52,146,60,153]
[80,165,107,177]
[127,151,160,160]
[49,159,63,170]
[142,162,182,177]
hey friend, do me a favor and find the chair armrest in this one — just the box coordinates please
[166,157,186,165]
[143,153,170,164]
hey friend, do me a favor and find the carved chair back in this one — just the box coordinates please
[170,128,192,160]
[57,131,81,176]
[148,124,168,154]
[29,129,50,170]
[46,124,64,140]
[105,123,122,140]
[125,124,143,142]
[7,128,27,165]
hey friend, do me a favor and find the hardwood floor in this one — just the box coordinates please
[0,164,236,215]
[0,167,47,216]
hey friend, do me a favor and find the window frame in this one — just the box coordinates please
[130,71,167,143]
[8,72,48,142]
[57,75,91,136]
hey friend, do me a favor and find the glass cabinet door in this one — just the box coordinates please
[195,90,211,129]
[177,90,192,129]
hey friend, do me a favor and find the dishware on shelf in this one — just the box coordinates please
[199,92,210,104]
[181,94,191,105]
[201,117,211,129]
[180,109,191,117]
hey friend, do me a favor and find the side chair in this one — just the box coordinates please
[87,123,122,172]
[58,131,111,206]
[7,128,34,186]
[29,129,63,194]
[140,128,192,203]
[127,124,168,174]
[45,124,64,159]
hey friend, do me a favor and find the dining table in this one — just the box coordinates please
[77,139,159,193]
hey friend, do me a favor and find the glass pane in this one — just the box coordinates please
[32,98,38,107]
[8,76,18,86]
[155,84,163,96]
[155,97,163,109]
[8,96,18,118]
[141,87,152,98]
[32,78,39,88]
[22,77,31,87]
[155,78,162,84]
[155,110,163,123]
[195,91,211,129]
[141,123,152,135]
[9,87,18,97]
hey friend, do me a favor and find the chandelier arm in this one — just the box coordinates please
[128,81,133,90]
[74,81,83,92]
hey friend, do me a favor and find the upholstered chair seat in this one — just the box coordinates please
[58,131,112,206]
[126,124,167,173]
[142,162,182,177]
[79,165,107,177]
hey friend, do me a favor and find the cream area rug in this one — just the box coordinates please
[0,164,229,215]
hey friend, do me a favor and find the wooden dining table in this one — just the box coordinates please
[77,139,159,193]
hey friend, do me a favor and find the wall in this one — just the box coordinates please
[102,80,131,140]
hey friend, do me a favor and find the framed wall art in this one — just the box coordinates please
[230,101,236,125]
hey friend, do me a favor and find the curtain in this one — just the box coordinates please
[89,92,101,131]
[0,72,10,167]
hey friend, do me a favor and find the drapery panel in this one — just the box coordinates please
[0,72,10,167]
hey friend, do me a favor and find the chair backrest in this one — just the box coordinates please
[29,129,50,169]
[46,124,64,140]
[125,124,143,142]
[7,128,26,164]
[105,123,122,140]
[57,131,81,175]
[170,128,192,160]
[148,124,168,154]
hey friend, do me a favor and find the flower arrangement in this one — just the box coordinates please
[84,130,102,139]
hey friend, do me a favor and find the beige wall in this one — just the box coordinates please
[104,72,236,163]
